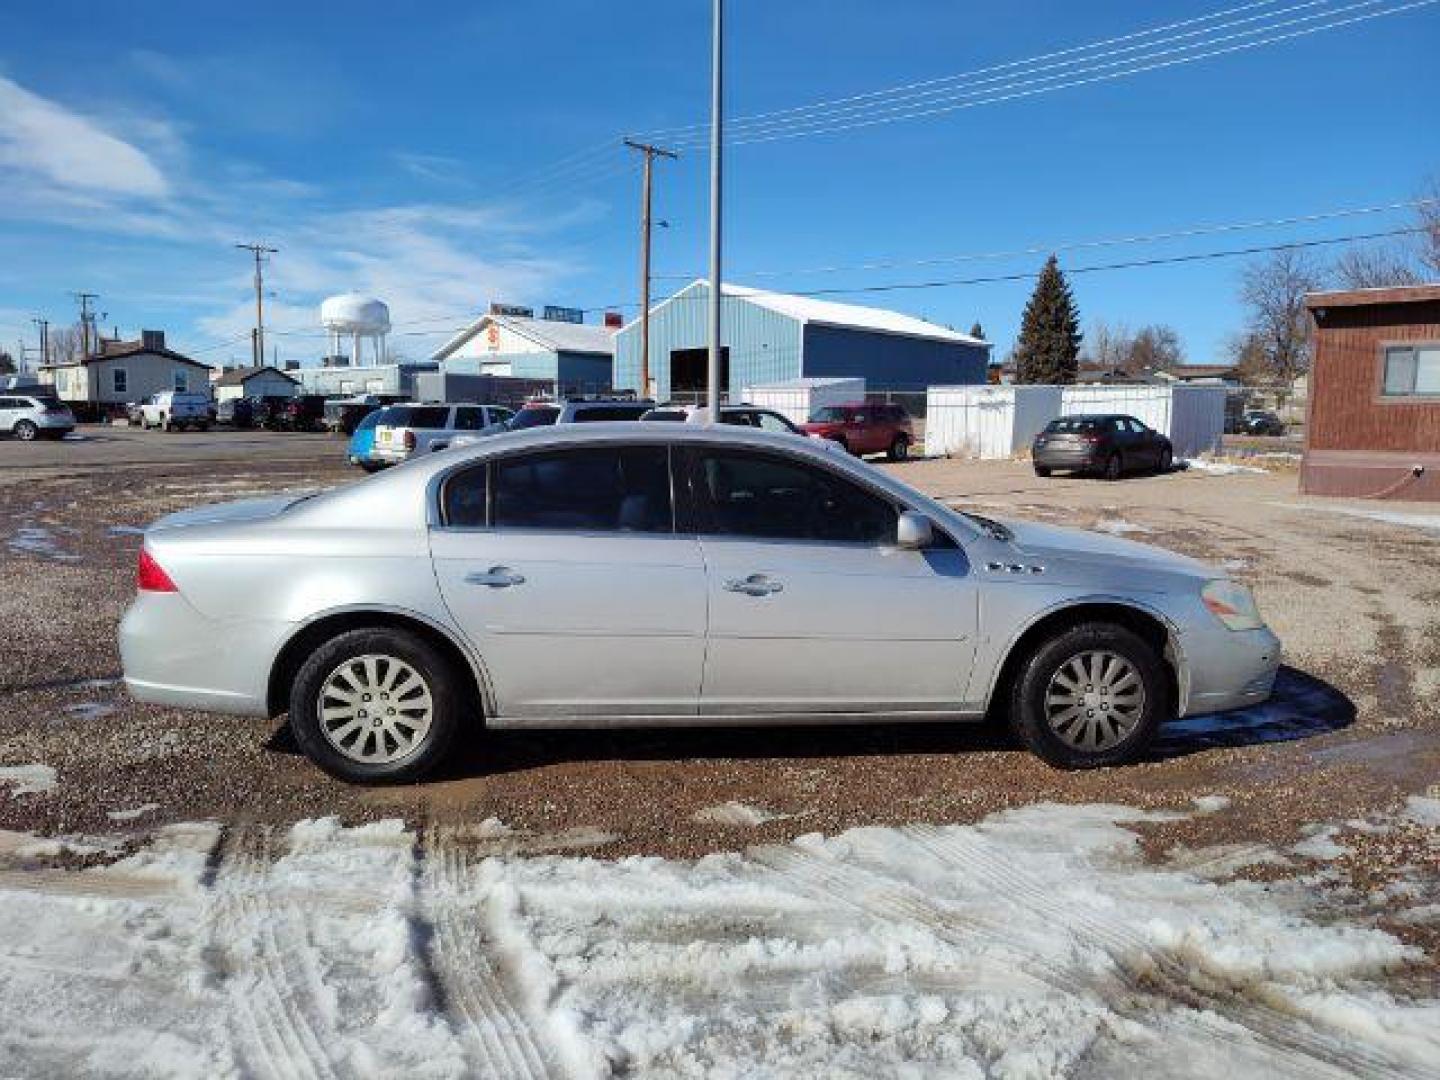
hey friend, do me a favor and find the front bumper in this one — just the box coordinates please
[120,592,291,717]
[1178,623,1282,716]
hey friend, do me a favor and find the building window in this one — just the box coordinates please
[112,368,128,394]
[339,380,355,395]
[1383,344,1440,397]
[173,369,188,392]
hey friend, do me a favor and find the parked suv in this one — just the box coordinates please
[215,397,256,428]
[1032,414,1174,479]
[445,397,657,451]
[265,395,328,432]
[140,391,211,432]
[802,402,914,460]
[0,393,75,440]
[368,402,517,465]
[1238,409,1286,436]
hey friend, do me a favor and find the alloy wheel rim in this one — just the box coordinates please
[317,654,433,764]
[1044,649,1145,752]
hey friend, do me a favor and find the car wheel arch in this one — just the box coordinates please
[266,607,495,720]
[980,598,1185,721]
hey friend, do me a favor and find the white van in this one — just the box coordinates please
[140,391,212,432]
[370,402,515,464]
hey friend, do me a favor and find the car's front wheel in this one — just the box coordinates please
[1033,463,1052,477]
[289,627,464,784]
[1008,621,1166,768]
[1158,447,1173,473]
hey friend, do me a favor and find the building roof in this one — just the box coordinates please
[641,281,987,347]
[1305,284,1440,309]
[214,364,301,388]
[429,313,617,363]
[1161,363,1239,381]
[41,341,211,370]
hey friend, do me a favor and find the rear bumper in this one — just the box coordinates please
[1178,624,1282,716]
[119,592,292,717]
[1033,446,1102,469]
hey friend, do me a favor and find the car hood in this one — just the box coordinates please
[997,517,1214,583]
[148,494,309,532]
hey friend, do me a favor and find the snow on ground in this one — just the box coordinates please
[691,800,789,827]
[7,525,80,562]
[0,803,1436,1079]
[1093,518,1151,536]
[0,764,57,796]
[1288,504,1440,536]
[1182,458,1268,476]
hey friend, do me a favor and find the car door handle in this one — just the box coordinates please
[465,566,526,588]
[723,574,783,597]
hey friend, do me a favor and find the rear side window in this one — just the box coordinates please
[388,406,450,429]
[1045,418,1099,433]
[692,450,897,545]
[454,406,487,430]
[491,446,672,533]
[442,466,488,527]
[508,406,560,430]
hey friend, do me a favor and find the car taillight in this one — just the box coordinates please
[137,548,178,593]
[403,431,416,450]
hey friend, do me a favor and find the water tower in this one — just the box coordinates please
[320,293,390,366]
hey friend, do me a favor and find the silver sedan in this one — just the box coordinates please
[120,424,1281,783]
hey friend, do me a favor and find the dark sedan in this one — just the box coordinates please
[1032,414,1174,480]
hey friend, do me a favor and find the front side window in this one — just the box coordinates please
[1383,344,1440,396]
[756,411,797,434]
[692,450,897,545]
[112,368,128,394]
[490,446,672,533]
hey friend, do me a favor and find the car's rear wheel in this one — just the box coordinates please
[887,434,910,461]
[1102,453,1123,481]
[1033,463,1052,477]
[1158,447,1173,473]
[1008,622,1166,768]
[13,420,38,442]
[359,461,386,473]
[289,627,464,784]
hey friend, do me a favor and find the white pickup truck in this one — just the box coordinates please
[140,391,212,432]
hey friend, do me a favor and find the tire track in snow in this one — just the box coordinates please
[420,827,562,1079]
[903,824,1433,1080]
[210,825,341,1080]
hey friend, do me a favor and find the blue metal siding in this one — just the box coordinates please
[802,325,989,390]
[614,282,804,399]
[438,350,610,392]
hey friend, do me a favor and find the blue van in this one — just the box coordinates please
[347,407,393,472]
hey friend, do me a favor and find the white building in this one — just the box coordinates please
[212,365,300,402]
[38,331,213,416]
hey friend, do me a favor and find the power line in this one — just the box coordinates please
[655,197,1436,280]
[643,0,1435,147]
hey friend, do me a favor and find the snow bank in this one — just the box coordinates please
[0,805,1434,1077]
[691,800,786,826]
[0,763,57,796]
[1288,503,1440,535]
[1183,458,1267,476]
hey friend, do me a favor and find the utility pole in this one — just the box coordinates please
[235,242,278,367]
[31,317,49,369]
[707,0,725,416]
[71,293,98,358]
[623,139,678,401]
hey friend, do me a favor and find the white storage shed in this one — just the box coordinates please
[743,377,865,427]
[1060,384,1225,458]
[924,385,1062,458]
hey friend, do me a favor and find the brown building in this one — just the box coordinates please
[1302,284,1440,500]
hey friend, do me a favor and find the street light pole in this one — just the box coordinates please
[706,0,724,417]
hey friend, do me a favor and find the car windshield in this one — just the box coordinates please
[808,406,850,422]
[506,406,560,430]
[1045,418,1101,433]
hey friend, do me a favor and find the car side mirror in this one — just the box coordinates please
[896,511,934,550]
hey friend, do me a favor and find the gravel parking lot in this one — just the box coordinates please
[1,426,1436,961]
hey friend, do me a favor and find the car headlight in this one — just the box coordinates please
[1201,579,1264,631]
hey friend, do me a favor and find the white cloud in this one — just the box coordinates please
[0,75,169,198]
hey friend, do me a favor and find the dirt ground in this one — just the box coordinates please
[1,427,1436,957]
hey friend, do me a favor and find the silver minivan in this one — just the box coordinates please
[0,393,76,440]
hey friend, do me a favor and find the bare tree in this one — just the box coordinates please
[1418,174,1440,277]
[45,324,85,366]
[1083,320,1132,373]
[1236,249,1325,394]
[1333,244,1423,289]
[1083,320,1184,375]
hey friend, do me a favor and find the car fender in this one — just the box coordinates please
[969,591,1191,714]
[269,602,501,719]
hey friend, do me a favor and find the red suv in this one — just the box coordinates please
[802,402,914,460]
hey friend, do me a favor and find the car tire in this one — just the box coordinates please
[1103,453,1123,481]
[1158,447,1173,474]
[1033,463,1052,477]
[13,420,38,442]
[887,434,910,462]
[1008,621,1166,769]
[828,435,849,454]
[359,462,386,474]
[288,627,466,784]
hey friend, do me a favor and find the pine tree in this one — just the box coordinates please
[1014,255,1081,384]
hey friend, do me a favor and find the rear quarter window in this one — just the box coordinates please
[388,406,451,429]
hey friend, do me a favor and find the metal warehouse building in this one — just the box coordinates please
[429,308,616,395]
[614,280,990,399]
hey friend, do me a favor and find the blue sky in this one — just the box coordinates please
[0,0,1436,373]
